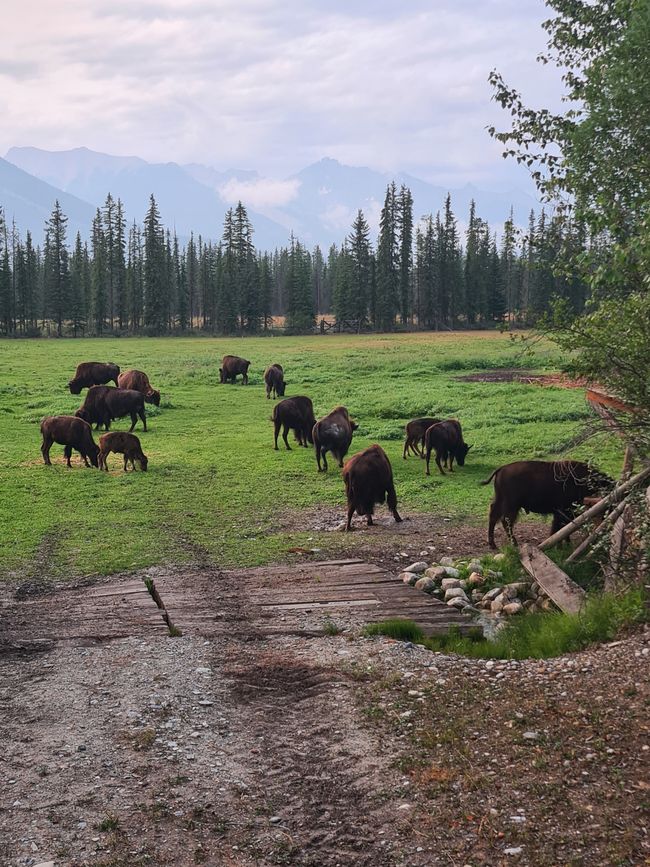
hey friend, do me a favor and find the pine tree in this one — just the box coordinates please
[143,195,167,333]
[258,253,273,330]
[0,210,11,335]
[347,210,372,326]
[499,208,518,321]
[285,235,314,333]
[91,209,107,334]
[375,183,399,330]
[126,221,143,331]
[185,233,198,330]
[43,201,70,336]
[69,232,87,336]
[397,185,413,324]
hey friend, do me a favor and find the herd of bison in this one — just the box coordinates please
[39,354,612,548]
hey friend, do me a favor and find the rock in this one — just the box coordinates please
[443,566,460,578]
[447,597,467,609]
[523,599,535,610]
[491,598,504,614]
[486,569,503,579]
[467,572,484,586]
[445,587,468,602]
[502,584,519,600]
[504,847,523,856]
[440,556,454,566]
[503,601,523,616]
[540,598,555,612]
[400,572,418,586]
[404,561,428,574]
[415,576,437,593]
[270,816,282,824]
[493,552,506,562]
[468,559,482,573]
[424,566,446,580]
[523,731,539,740]
[441,577,461,591]
[483,587,503,602]
[34,863,55,867]
[471,589,484,602]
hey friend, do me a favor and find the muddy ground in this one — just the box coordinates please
[1,521,649,867]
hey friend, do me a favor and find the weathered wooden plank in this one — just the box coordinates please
[520,543,585,614]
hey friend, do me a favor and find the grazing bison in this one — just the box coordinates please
[219,355,251,384]
[403,417,441,459]
[76,386,147,432]
[313,406,358,472]
[99,432,148,472]
[40,415,99,468]
[117,369,161,406]
[68,361,120,394]
[264,364,286,399]
[342,444,402,531]
[425,419,471,476]
[482,460,612,549]
[272,396,316,450]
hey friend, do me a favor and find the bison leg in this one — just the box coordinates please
[273,420,281,450]
[282,424,291,450]
[502,511,519,547]
[488,501,501,549]
[387,483,402,523]
[402,437,410,459]
[425,444,432,476]
[448,452,455,472]
[41,436,53,466]
[551,510,572,537]
[435,450,446,476]
[139,408,147,431]
[367,514,374,526]
[321,449,328,472]
[64,444,73,468]
[419,436,427,458]
[345,502,355,531]
[99,450,108,471]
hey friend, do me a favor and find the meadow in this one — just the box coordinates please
[0,332,622,580]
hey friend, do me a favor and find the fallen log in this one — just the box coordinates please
[539,464,650,550]
[520,544,586,615]
[565,497,630,565]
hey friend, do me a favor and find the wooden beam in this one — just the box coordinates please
[520,543,586,615]
[565,497,630,564]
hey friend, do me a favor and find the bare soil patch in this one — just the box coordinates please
[457,369,590,388]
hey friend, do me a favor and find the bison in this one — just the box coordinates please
[98,432,148,472]
[313,406,358,472]
[482,460,612,549]
[40,415,99,468]
[425,419,471,476]
[403,416,441,459]
[68,361,120,394]
[264,364,286,399]
[342,445,402,531]
[76,386,147,432]
[219,355,251,384]
[272,396,316,450]
[117,369,161,406]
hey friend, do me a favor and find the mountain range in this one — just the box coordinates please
[2,146,538,251]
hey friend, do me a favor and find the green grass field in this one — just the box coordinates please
[0,332,622,580]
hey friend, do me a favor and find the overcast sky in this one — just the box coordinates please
[2,0,562,192]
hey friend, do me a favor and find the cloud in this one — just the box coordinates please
[1,0,564,191]
[219,176,301,209]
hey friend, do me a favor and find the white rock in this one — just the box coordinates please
[468,560,482,573]
[400,572,418,586]
[404,561,428,574]
[441,577,461,591]
[483,587,503,602]
[440,556,454,566]
[443,566,460,578]
[447,597,467,609]
[523,731,539,740]
[503,602,523,616]
[445,587,468,601]
[493,553,506,562]
[491,599,504,614]
[504,847,523,856]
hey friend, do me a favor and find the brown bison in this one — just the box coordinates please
[482,460,612,549]
[220,355,251,384]
[313,406,358,472]
[272,396,316,450]
[342,445,402,531]
[76,386,147,432]
[425,419,471,476]
[403,416,441,459]
[99,432,148,472]
[40,416,99,467]
[264,364,286,399]
[117,369,161,406]
[68,361,120,394]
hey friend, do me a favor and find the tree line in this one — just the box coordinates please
[0,185,589,337]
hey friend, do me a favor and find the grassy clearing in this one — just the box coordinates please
[0,332,622,579]
[363,589,647,658]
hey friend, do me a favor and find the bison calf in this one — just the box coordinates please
[343,445,402,531]
[425,419,471,475]
[313,406,358,472]
[264,364,286,399]
[272,396,316,450]
[99,432,148,472]
[68,361,120,394]
[117,369,161,406]
[40,416,99,468]
[482,460,612,549]
[403,416,441,459]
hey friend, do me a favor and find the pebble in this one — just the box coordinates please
[270,816,282,824]
[504,847,523,856]
[523,731,539,741]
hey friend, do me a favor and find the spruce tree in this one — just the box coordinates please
[347,210,372,326]
[91,209,107,334]
[143,195,167,333]
[375,183,399,330]
[397,185,413,324]
[69,232,87,336]
[43,201,70,337]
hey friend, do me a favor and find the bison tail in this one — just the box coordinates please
[480,468,499,486]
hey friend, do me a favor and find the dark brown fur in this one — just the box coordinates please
[342,444,402,531]
[272,396,316,450]
[403,417,441,459]
[117,369,161,406]
[219,355,251,384]
[68,361,120,394]
[98,431,148,472]
[313,406,358,472]
[264,364,286,399]
[76,386,147,432]
[40,415,99,467]
[425,419,471,476]
[482,460,612,549]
